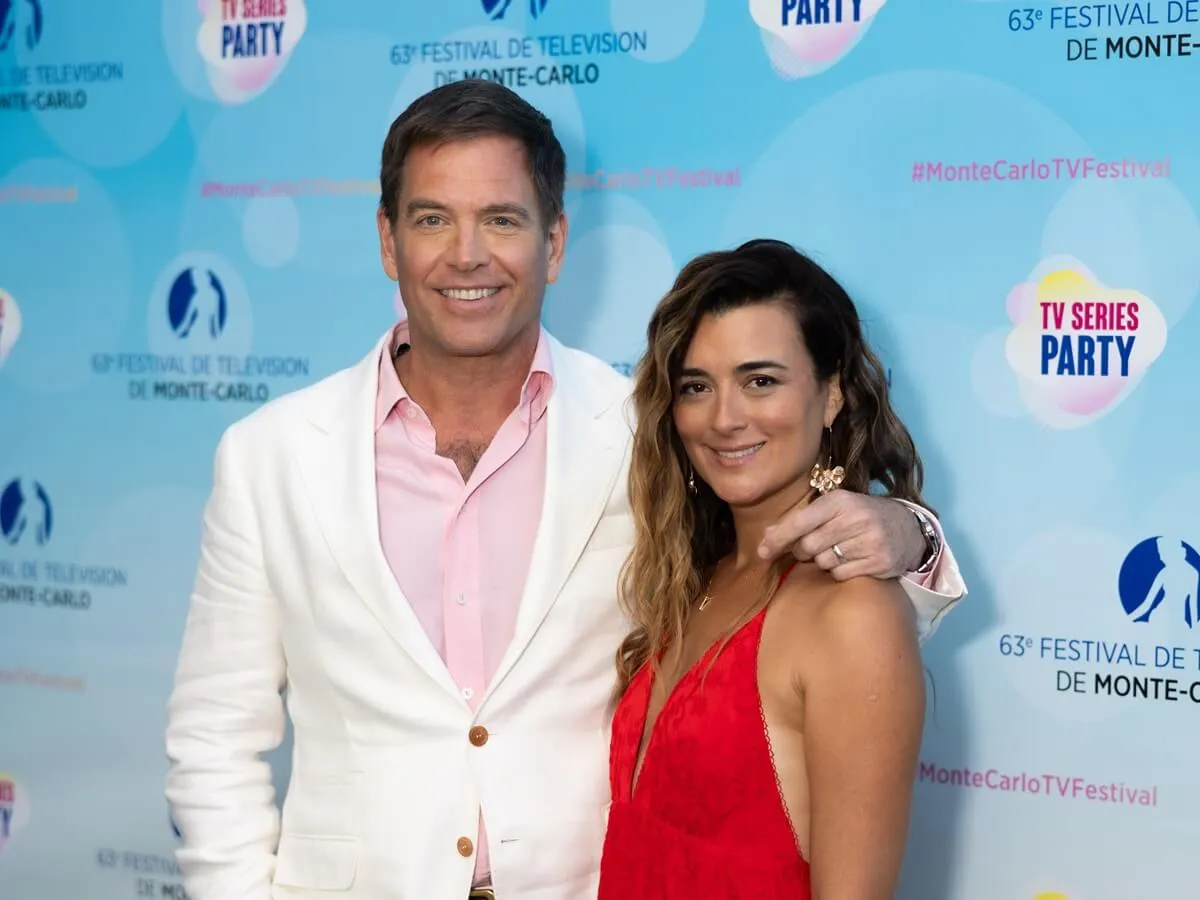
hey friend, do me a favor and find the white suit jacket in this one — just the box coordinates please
[165,329,966,900]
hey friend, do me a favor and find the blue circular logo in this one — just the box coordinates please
[482,0,512,19]
[0,478,53,546]
[167,268,228,340]
[0,0,44,53]
[1118,536,1200,627]
[482,0,547,21]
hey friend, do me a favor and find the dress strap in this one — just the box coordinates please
[777,561,798,586]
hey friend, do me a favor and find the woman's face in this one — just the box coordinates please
[672,301,842,514]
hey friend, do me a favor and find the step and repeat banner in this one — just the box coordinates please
[1,1,1197,897]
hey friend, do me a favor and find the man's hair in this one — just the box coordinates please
[379,79,567,233]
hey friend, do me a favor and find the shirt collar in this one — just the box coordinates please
[374,320,555,431]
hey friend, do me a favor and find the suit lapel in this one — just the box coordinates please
[484,338,629,701]
[297,331,462,701]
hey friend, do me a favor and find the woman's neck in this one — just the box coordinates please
[727,478,814,570]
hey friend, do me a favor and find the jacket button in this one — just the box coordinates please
[469,725,489,747]
[457,836,474,857]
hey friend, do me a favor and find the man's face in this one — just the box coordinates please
[377,135,567,360]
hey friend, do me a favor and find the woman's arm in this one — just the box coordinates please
[802,579,927,900]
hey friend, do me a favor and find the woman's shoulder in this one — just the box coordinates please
[770,565,918,658]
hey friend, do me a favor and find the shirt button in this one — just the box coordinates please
[456,594,466,606]
[457,836,474,857]
[469,725,489,747]
[462,688,473,700]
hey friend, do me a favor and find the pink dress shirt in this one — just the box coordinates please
[374,321,553,886]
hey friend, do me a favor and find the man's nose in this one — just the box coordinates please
[448,224,489,270]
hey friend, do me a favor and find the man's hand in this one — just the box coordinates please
[757,491,927,581]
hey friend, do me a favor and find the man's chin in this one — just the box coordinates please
[434,324,537,360]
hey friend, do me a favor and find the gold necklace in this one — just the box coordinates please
[697,572,718,611]
[697,565,766,612]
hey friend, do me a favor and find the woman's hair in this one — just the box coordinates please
[614,238,929,698]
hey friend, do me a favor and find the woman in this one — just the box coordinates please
[598,239,928,899]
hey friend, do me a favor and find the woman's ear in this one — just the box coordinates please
[823,373,844,428]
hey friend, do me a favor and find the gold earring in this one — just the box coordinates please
[809,427,845,495]
[687,465,697,494]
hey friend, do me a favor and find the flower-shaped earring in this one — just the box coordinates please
[809,427,844,495]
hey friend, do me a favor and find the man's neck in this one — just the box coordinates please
[393,325,540,430]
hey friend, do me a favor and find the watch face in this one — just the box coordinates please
[911,509,939,571]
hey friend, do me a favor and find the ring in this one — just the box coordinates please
[831,543,847,564]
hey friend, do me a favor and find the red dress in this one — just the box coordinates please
[598,594,812,899]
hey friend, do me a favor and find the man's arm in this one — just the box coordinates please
[165,425,287,900]
[888,498,965,641]
[758,492,966,642]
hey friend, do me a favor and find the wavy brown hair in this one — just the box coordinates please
[614,239,930,698]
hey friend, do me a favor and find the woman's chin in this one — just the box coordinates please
[705,472,813,515]
[704,476,772,509]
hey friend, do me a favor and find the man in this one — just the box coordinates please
[165,80,965,900]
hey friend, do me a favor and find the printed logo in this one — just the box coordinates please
[0,478,52,546]
[483,0,550,20]
[993,530,1200,714]
[388,6,649,89]
[0,666,84,691]
[0,0,123,113]
[0,774,30,853]
[567,167,741,193]
[0,478,126,612]
[197,0,308,105]
[749,0,886,78]
[0,0,43,52]
[1005,2,1197,63]
[89,252,310,405]
[94,814,187,896]
[168,267,229,341]
[1003,255,1168,428]
[0,288,21,368]
[912,155,1171,186]
[918,760,1157,808]
[1119,537,1200,628]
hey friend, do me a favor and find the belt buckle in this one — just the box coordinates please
[468,890,496,900]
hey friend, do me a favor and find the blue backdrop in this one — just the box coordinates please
[2,1,1198,897]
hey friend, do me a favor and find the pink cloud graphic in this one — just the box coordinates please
[1004,255,1167,428]
[0,774,30,854]
[749,0,887,78]
[0,289,22,370]
[196,0,307,105]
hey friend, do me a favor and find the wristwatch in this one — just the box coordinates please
[910,507,941,574]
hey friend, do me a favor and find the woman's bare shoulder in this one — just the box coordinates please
[769,565,919,663]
